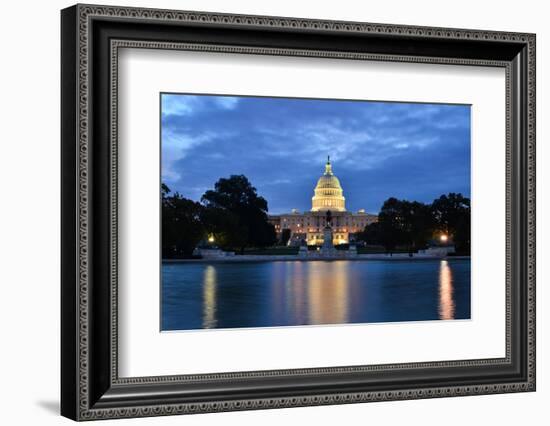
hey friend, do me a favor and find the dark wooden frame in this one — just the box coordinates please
[61,3,536,421]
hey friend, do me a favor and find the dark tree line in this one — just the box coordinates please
[162,175,276,258]
[431,193,471,254]
[161,183,204,258]
[357,193,470,255]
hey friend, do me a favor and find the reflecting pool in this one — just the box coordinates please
[161,259,470,331]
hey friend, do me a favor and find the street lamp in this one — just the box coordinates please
[440,234,448,243]
[208,235,215,243]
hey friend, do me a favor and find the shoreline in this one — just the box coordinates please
[163,254,471,264]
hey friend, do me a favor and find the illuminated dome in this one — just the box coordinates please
[311,157,346,212]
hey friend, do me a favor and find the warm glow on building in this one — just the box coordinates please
[311,157,346,212]
[268,157,377,246]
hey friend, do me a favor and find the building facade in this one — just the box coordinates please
[268,158,377,246]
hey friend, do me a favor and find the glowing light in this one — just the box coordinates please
[208,235,215,243]
[440,234,448,242]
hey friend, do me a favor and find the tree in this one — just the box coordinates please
[201,175,276,252]
[364,198,434,255]
[402,201,434,253]
[357,222,383,246]
[162,185,205,258]
[431,193,471,254]
[199,205,246,249]
[376,197,409,254]
[357,193,470,256]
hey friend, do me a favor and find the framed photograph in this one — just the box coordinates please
[61,4,536,421]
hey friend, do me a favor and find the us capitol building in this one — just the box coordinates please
[268,157,377,246]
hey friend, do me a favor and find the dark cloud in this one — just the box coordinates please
[161,94,470,214]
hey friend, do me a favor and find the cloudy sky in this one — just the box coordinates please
[161,93,470,215]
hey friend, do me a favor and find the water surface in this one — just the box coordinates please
[161,259,470,331]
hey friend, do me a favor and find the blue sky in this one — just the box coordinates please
[161,93,470,215]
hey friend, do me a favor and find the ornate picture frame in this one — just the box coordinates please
[61,4,535,421]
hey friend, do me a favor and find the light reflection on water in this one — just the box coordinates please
[306,261,349,325]
[202,265,217,328]
[163,259,470,331]
[438,260,455,320]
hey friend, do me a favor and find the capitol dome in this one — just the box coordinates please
[311,157,346,212]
